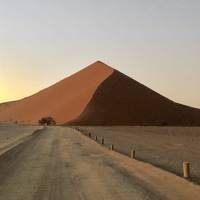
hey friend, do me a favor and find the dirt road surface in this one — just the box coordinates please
[0,127,199,200]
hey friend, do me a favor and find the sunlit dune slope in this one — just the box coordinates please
[0,61,113,124]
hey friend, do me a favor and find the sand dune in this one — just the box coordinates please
[0,61,200,125]
[0,61,113,124]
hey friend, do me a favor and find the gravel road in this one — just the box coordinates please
[0,126,199,200]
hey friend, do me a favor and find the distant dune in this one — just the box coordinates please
[0,61,200,126]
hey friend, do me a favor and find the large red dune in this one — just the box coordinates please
[0,61,200,126]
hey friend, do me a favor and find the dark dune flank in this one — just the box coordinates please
[68,70,200,126]
[0,61,200,125]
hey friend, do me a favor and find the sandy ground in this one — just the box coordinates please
[0,124,41,155]
[0,126,200,200]
[78,126,200,183]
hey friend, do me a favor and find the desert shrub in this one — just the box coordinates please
[38,116,56,126]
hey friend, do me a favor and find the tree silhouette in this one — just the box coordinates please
[38,117,56,126]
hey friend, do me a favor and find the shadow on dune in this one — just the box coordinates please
[67,70,200,126]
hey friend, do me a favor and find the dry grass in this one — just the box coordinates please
[0,124,40,153]
[78,126,200,183]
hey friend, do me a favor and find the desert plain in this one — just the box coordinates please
[78,126,200,183]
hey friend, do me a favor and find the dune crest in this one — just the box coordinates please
[68,70,200,125]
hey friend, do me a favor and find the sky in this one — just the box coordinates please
[0,0,200,108]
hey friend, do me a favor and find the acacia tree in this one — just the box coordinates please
[38,117,56,126]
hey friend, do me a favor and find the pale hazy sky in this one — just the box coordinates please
[0,0,200,108]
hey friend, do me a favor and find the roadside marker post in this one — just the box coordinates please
[95,136,98,141]
[130,149,135,159]
[183,161,190,178]
[101,138,104,145]
[110,144,114,151]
